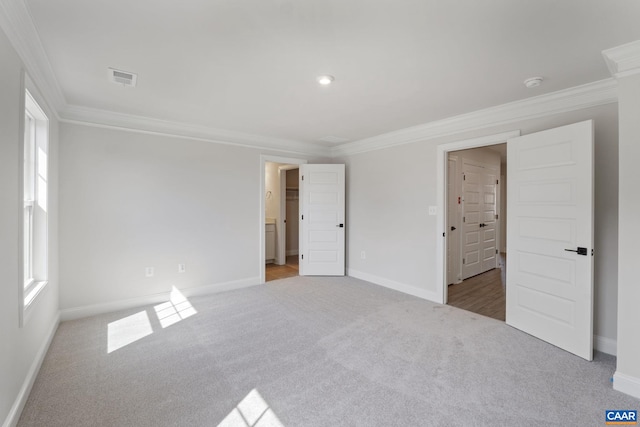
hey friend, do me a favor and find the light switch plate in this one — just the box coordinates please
[428,206,437,216]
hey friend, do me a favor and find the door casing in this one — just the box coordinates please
[436,131,521,304]
[260,155,307,284]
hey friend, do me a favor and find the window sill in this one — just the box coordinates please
[24,280,48,314]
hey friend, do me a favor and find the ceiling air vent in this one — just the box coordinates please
[108,68,137,87]
[318,136,350,144]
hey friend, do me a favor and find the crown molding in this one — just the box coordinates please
[602,40,640,79]
[60,105,331,157]
[0,0,623,159]
[0,0,327,157]
[331,78,618,158]
[0,0,66,117]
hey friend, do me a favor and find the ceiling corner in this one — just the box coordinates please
[602,39,640,79]
[0,0,67,116]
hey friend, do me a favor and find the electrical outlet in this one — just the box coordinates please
[428,206,437,216]
[360,251,366,259]
[145,267,154,277]
[178,263,186,273]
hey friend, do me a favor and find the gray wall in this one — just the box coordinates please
[0,27,60,425]
[58,123,318,311]
[339,103,619,344]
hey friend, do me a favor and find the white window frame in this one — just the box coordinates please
[20,88,49,326]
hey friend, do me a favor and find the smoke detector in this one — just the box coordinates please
[108,68,137,87]
[524,77,543,88]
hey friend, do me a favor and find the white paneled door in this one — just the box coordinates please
[299,164,345,276]
[462,162,498,280]
[506,120,594,361]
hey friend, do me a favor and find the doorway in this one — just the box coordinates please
[266,166,300,281]
[445,144,507,321]
[260,155,307,284]
[437,123,595,361]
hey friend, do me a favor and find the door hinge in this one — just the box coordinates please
[463,216,466,223]
[496,249,498,254]
[495,214,498,219]
[301,254,304,259]
[301,214,304,220]
[496,179,499,184]
[443,232,446,237]
[463,174,466,181]
[301,175,304,181]
[462,258,465,265]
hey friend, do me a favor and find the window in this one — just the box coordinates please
[21,89,49,322]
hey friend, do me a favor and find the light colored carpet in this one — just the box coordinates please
[18,276,639,426]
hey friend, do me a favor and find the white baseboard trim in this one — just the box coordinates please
[613,371,640,400]
[60,276,260,321]
[348,269,441,303]
[286,249,299,256]
[3,312,60,427]
[594,335,617,356]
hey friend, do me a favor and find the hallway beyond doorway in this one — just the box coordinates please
[447,253,506,321]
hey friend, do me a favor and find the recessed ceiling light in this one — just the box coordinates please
[317,75,335,85]
[524,77,543,88]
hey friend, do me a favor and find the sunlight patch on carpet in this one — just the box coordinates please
[218,389,284,427]
[154,286,197,328]
[107,310,153,353]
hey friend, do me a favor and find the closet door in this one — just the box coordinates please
[461,161,498,280]
[461,164,483,279]
[480,169,498,272]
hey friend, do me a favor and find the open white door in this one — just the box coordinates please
[506,120,594,361]
[299,164,345,276]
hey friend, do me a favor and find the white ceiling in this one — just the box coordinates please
[23,0,640,147]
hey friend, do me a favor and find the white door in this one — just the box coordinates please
[462,164,482,278]
[462,162,498,279]
[506,120,594,361]
[299,164,345,276]
[480,169,498,272]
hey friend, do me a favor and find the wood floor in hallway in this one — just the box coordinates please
[447,253,506,321]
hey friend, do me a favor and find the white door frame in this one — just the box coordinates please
[446,154,461,285]
[278,164,300,265]
[435,131,520,304]
[260,155,307,284]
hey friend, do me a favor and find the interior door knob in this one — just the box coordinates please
[565,247,587,256]
[451,226,456,231]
